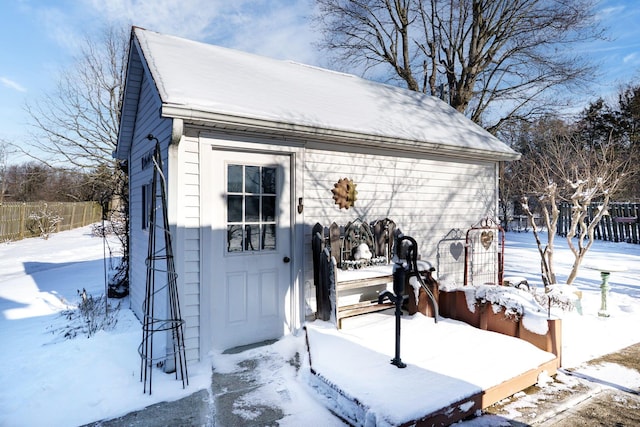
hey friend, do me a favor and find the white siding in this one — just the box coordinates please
[302,146,497,311]
[128,72,172,321]
[176,135,200,362]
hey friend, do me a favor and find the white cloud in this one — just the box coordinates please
[86,0,239,40]
[84,0,323,65]
[0,77,27,92]
[24,3,87,54]
[596,5,625,21]
[623,52,638,63]
[216,1,323,65]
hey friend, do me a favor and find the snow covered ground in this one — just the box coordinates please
[1,225,639,426]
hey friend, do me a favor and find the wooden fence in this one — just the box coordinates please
[557,202,640,244]
[0,201,103,242]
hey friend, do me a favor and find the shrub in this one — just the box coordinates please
[53,289,120,339]
[27,203,63,240]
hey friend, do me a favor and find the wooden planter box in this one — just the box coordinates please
[518,319,563,365]
[449,289,481,328]
[481,303,519,337]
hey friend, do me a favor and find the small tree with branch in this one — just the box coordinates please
[518,118,630,286]
[562,143,626,284]
[28,203,64,240]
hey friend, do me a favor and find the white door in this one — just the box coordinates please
[210,150,292,350]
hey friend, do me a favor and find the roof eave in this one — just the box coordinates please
[114,31,144,160]
[161,104,520,162]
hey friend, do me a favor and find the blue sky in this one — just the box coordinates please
[0,0,639,165]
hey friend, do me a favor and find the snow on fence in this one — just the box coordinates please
[0,201,102,242]
[557,202,640,244]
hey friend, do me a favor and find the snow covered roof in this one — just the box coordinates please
[120,27,519,161]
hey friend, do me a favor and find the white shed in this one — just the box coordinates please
[115,27,519,363]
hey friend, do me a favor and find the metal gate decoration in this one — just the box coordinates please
[139,134,189,394]
[464,217,504,287]
[436,228,466,288]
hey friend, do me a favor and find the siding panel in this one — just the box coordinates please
[178,135,200,363]
[302,146,497,312]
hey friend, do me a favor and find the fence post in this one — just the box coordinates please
[82,203,88,226]
[604,214,612,241]
[70,203,76,230]
[19,203,25,240]
[623,204,632,243]
[55,203,61,233]
[559,203,568,237]
[557,203,563,236]
[594,204,602,240]
[633,203,639,244]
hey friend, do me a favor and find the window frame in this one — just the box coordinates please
[225,163,278,254]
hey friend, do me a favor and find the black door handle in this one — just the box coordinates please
[283,256,291,263]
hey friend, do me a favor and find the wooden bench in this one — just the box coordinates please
[335,265,396,327]
[312,218,398,328]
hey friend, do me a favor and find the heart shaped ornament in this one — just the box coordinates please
[480,231,493,250]
[449,242,463,261]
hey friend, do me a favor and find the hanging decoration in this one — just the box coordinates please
[331,178,358,209]
[480,231,494,250]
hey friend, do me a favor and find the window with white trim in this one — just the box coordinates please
[226,164,277,252]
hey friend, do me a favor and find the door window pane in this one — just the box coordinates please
[245,196,260,222]
[245,166,260,193]
[262,196,275,221]
[227,225,243,252]
[262,167,276,194]
[227,195,243,222]
[227,165,243,192]
[245,224,260,250]
[262,224,276,250]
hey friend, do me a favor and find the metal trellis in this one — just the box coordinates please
[139,135,189,394]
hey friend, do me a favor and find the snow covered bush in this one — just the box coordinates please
[459,284,552,335]
[54,289,120,339]
[474,284,547,321]
[541,284,582,315]
[27,203,63,240]
[91,209,126,237]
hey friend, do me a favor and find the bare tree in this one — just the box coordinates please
[518,119,630,286]
[1,161,105,202]
[24,26,128,171]
[23,26,130,294]
[314,0,603,131]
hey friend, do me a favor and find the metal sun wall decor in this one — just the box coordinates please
[331,177,358,209]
